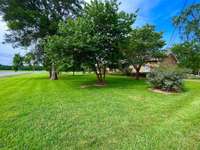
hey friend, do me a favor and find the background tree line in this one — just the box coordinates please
[171,3,200,74]
[12,53,42,71]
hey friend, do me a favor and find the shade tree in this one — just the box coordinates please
[0,0,83,47]
[0,0,83,78]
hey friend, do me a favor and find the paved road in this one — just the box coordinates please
[0,71,32,77]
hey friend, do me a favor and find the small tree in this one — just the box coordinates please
[13,53,24,71]
[59,0,136,84]
[171,41,200,74]
[123,24,165,79]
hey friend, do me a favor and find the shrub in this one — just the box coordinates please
[147,66,185,92]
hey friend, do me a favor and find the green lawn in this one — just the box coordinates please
[1,74,200,149]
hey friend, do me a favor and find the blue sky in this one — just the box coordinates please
[0,0,199,65]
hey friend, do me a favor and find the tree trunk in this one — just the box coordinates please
[103,65,106,81]
[51,63,58,80]
[82,69,86,74]
[72,51,75,76]
[133,65,142,80]
[96,74,105,85]
[95,64,106,85]
[135,69,140,80]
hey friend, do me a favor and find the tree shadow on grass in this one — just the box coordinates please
[30,74,148,90]
[77,75,148,90]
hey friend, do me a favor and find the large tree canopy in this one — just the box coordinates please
[0,0,83,47]
[122,24,165,79]
[59,0,136,83]
[173,3,200,42]
[0,0,83,79]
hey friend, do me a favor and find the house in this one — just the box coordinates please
[162,53,178,66]
[146,53,178,72]
[131,53,178,73]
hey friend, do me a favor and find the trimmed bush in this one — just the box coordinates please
[147,66,184,92]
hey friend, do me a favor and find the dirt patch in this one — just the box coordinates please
[149,88,178,95]
[80,83,107,89]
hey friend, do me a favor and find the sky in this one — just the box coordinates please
[0,0,199,65]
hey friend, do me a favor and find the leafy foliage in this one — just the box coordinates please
[171,41,200,74]
[0,0,83,47]
[43,36,66,66]
[42,35,67,79]
[173,3,200,42]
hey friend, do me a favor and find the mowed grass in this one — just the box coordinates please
[1,74,200,150]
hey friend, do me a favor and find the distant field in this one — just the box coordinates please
[0,74,200,149]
